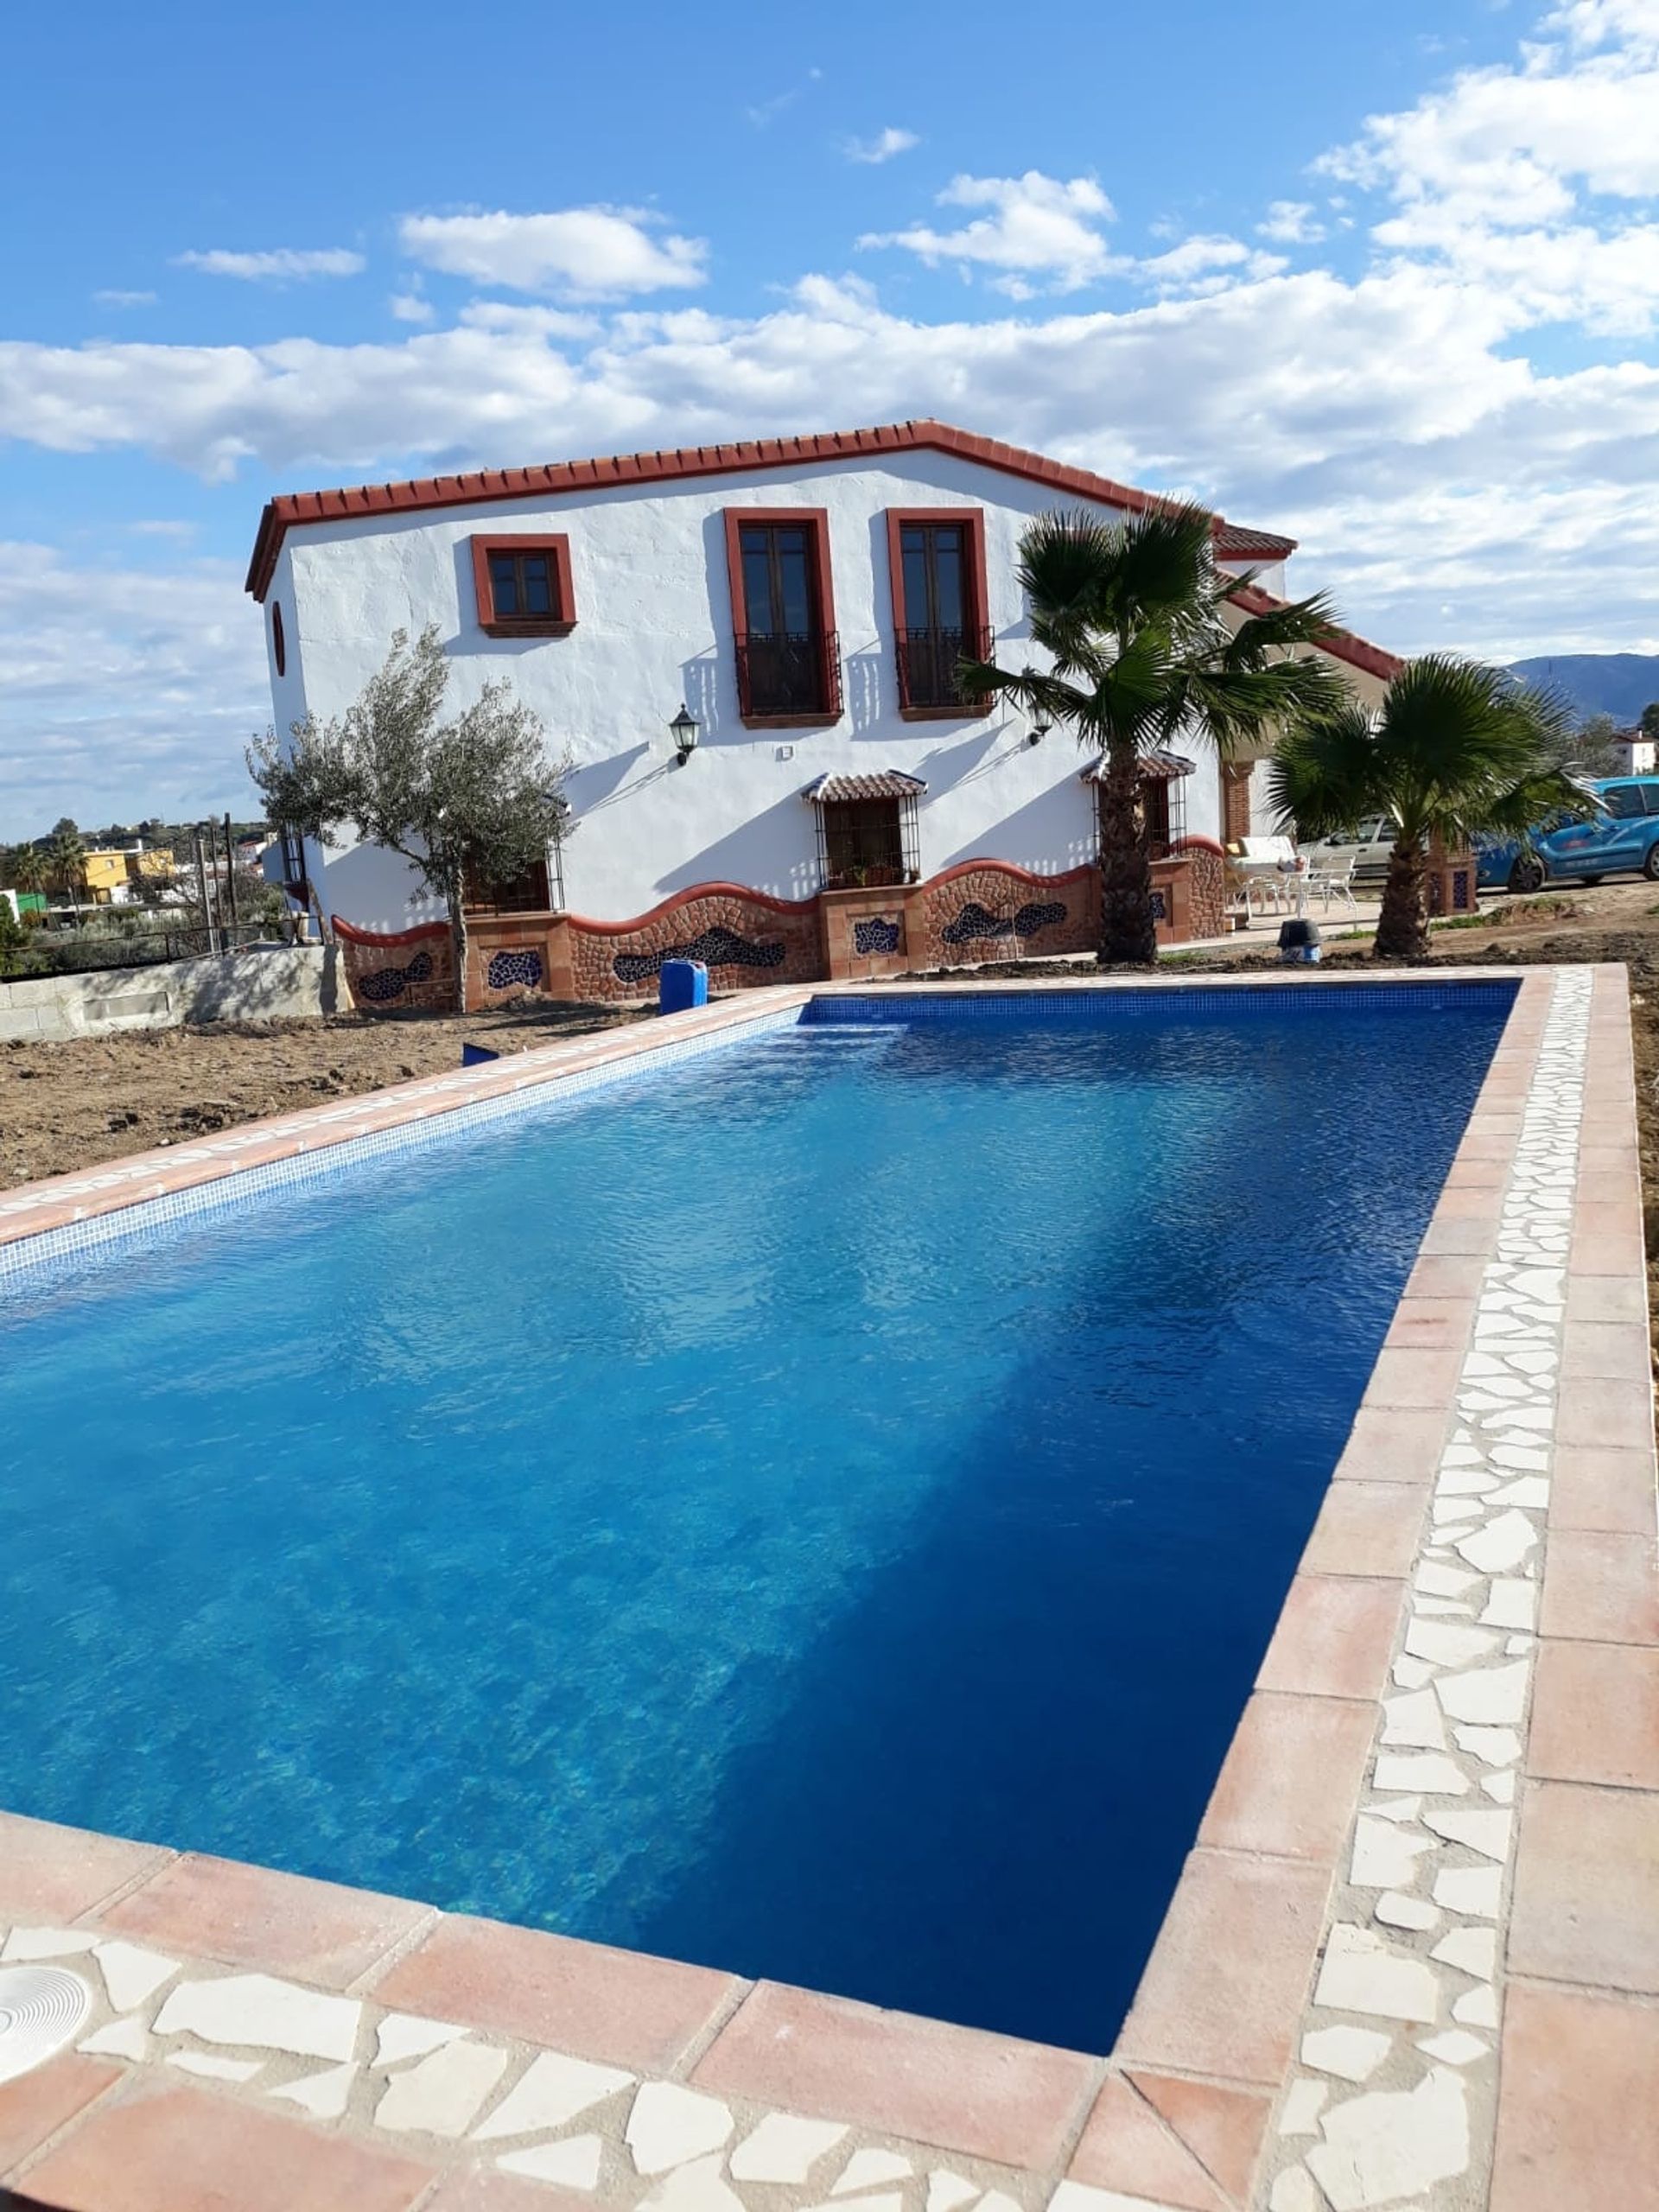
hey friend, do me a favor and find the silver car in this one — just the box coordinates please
[1298,816,1398,887]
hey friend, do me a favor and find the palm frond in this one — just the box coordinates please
[1266,707,1388,838]
[1220,588,1342,669]
[953,657,1101,740]
[1107,504,1216,626]
[1179,655,1352,756]
[1013,510,1122,650]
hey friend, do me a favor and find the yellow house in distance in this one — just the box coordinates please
[76,844,175,904]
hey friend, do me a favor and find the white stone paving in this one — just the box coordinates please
[152,1971,360,2062]
[1255,964,1593,2212]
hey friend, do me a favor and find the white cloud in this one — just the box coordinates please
[388,291,435,324]
[746,69,821,129]
[1135,236,1288,295]
[399,207,709,300]
[13,0,1659,823]
[1257,200,1326,245]
[859,171,1119,295]
[844,127,919,165]
[0,545,265,833]
[92,289,156,309]
[1319,2,1659,335]
[175,247,365,283]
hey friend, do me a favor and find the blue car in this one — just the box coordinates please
[1476,776,1659,893]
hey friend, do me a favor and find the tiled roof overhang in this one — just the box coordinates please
[1081,751,1197,783]
[801,771,928,804]
[245,418,1297,601]
[1227,582,1407,682]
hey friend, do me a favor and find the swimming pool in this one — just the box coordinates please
[0,983,1512,2054]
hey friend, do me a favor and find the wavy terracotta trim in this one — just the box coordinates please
[567,881,821,934]
[922,858,1099,892]
[330,916,451,948]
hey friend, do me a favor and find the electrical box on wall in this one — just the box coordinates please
[775,744,794,761]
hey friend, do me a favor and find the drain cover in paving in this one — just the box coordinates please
[0,1966,92,2084]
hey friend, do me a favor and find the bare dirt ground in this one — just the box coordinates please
[0,1000,645,1190]
[6,881,1659,1344]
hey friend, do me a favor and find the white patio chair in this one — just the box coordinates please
[1306,854,1358,915]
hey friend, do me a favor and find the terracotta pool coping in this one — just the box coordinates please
[0,965,1650,2212]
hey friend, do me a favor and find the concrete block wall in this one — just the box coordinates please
[0,947,340,1044]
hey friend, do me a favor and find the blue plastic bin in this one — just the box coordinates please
[659,959,709,1014]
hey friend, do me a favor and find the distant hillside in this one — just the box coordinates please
[1507,654,1659,725]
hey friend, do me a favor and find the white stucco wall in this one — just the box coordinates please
[263,452,1351,929]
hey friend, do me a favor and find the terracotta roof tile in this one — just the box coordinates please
[801,770,928,804]
[1228,581,1406,682]
[246,418,1285,600]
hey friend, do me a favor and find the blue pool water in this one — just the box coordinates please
[0,988,1510,2052]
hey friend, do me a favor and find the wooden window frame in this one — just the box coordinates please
[886,508,992,720]
[470,534,577,638]
[721,508,841,728]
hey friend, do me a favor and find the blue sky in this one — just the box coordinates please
[3,0,1658,831]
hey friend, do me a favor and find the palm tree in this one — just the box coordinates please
[961,506,1351,963]
[48,828,86,919]
[1269,657,1584,961]
[5,842,44,898]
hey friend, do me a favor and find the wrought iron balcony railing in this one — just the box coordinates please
[896,623,995,711]
[734,629,842,719]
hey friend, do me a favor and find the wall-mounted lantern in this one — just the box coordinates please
[669,703,700,766]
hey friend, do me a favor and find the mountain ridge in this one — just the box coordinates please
[1506,653,1659,725]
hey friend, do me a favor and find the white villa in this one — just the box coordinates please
[247,419,1402,1007]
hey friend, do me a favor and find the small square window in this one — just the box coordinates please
[471,536,576,636]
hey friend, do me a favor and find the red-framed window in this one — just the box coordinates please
[885,509,992,717]
[722,508,842,726]
[470,535,576,637]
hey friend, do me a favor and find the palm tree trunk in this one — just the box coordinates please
[1099,741,1157,963]
[1375,836,1429,960]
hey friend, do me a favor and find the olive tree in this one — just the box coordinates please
[248,626,571,1013]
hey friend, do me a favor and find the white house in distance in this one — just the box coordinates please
[246,419,1402,1008]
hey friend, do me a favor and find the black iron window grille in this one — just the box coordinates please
[814,793,922,891]
[734,629,842,719]
[276,825,307,894]
[462,839,564,916]
[896,621,995,711]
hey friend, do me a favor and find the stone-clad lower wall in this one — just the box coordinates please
[335,919,455,1013]
[337,855,1222,1013]
[568,886,823,1006]
[913,862,1100,968]
[1172,839,1227,940]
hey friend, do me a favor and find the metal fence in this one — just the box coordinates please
[2,921,283,981]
